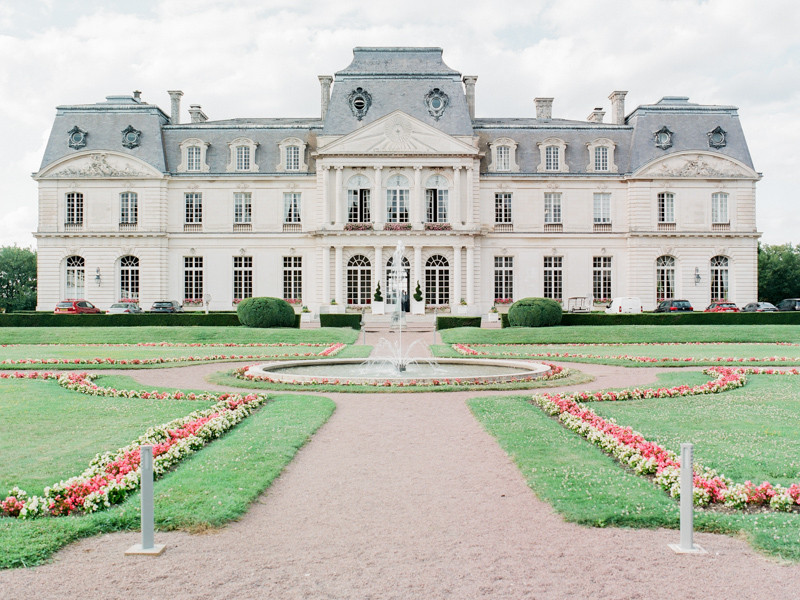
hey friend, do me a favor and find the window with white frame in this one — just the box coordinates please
[593,193,611,223]
[283,256,302,301]
[488,138,519,173]
[537,138,568,173]
[656,255,675,302]
[233,192,251,224]
[543,256,563,301]
[119,255,139,300]
[494,256,513,302]
[185,193,202,223]
[544,192,562,223]
[346,255,371,305]
[712,192,728,224]
[425,175,449,223]
[226,137,258,173]
[658,192,675,223]
[497,146,510,171]
[286,146,300,171]
[546,146,559,171]
[494,193,512,224]
[425,255,450,306]
[277,137,308,172]
[284,192,301,223]
[236,146,250,171]
[586,138,617,173]
[594,146,608,171]
[120,192,137,224]
[179,138,210,173]
[187,146,201,171]
[65,255,85,298]
[710,255,729,301]
[386,175,409,223]
[184,256,203,304]
[593,256,612,302]
[233,256,253,302]
[347,175,371,223]
[66,192,83,224]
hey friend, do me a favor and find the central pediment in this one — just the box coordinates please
[316,111,479,156]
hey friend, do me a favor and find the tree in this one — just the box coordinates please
[758,243,800,304]
[0,246,37,312]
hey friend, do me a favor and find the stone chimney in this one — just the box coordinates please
[319,75,333,120]
[534,97,554,120]
[167,90,183,124]
[133,90,142,102]
[188,104,208,123]
[609,90,628,125]
[587,107,605,123]
[463,76,478,119]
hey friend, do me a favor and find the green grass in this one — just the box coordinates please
[469,394,800,561]
[0,326,359,345]
[0,394,334,569]
[441,325,800,344]
[0,379,215,496]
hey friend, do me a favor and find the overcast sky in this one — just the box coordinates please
[1,0,797,249]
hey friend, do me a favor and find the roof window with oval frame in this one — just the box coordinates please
[707,126,727,149]
[424,88,450,121]
[227,137,259,173]
[277,137,308,173]
[654,126,673,150]
[121,125,141,149]
[348,87,372,121]
[68,125,87,150]
[488,138,519,173]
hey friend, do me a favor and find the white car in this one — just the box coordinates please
[107,302,143,314]
[605,297,643,314]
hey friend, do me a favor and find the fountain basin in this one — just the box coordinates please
[243,358,553,387]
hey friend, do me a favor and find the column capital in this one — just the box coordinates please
[374,165,383,171]
[321,164,332,171]
[334,165,344,171]
[452,165,462,172]
[413,164,423,171]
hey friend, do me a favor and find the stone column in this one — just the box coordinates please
[453,245,462,305]
[466,246,475,305]
[334,166,343,226]
[322,246,331,303]
[375,245,383,295]
[335,246,343,305]
[414,245,422,294]
[466,166,474,226]
[373,166,383,228]
[322,166,330,226]
[453,165,461,225]
[413,165,423,228]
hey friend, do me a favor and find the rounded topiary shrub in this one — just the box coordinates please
[236,297,296,328]
[507,297,563,328]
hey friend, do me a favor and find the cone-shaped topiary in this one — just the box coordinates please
[374,282,383,302]
[507,297,562,327]
[413,281,423,302]
[237,297,296,328]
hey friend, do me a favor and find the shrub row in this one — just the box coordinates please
[436,316,482,330]
[319,313,362,330]
[561,311,800,326]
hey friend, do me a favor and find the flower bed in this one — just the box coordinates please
[0,372,270,518]
[530,366,800,512]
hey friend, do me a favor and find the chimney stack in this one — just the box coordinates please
[167,90,183,124]
[587,107,605,123]
[319,75,333,120]
[463,76,478,119]
[133,90,142,102]
[188,104,208,123]
[534,97,554,120]
[609,90,628,125]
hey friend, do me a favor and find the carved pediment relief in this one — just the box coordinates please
[633,152,757,179]
[38,152,162,179]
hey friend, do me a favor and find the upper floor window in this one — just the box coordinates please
[178,138,210,173]
[495,193,512,223]
[277,137,308,172]
[712,192,729,224]
[386,175,409,223]
[286,146,300,171]
[544,192,562,224]
[187,147,201,171]
[586,138,618,173]
[237,146,250,170]
[595,147,608,171]
[185,192,202,223]
[593,193,611,223]
[227,137,258,173]
[426,175,449,223]
[545,146,559,171]
[347,175,371,223]
[488,138,519,173]
[284,192,301,223]
[658,192,675,223]
[66,192,83,224]
[234,192,251,224]
[120,192,138,224]
[537,138,568,173]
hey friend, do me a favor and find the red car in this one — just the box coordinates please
[704,301,739,313]
[54,299,101,314]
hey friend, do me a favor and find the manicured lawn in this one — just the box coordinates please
[469,393,800,561]
[441,325,800,344]
[0,393,335,569]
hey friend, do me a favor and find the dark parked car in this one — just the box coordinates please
[741,302,778,312]
[150,300,184,313]
[704,301,739,313]
[776,298,800,311]
[654,299,693,312]
[54,299,101,314]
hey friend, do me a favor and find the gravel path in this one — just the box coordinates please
[2,336,799,598]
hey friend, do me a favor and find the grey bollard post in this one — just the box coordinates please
[125,445,166,555]
[669,442,706,554]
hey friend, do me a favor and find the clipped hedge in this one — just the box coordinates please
[500,313,510,329]
[436,316,482,330]
[319,313,362,330]
[237,297,296,328]
[0,313,241,327]
[561,311,800,326]
[507,297,563,327]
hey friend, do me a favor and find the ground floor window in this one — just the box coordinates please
[425,255,450,305]
[494,256,513,302]
[656,255,675,302]
[543,256,562,301]
[710,255,729,301]
[184,256,203,304]
[65,255,85,298]
[346,255,371,305]
[592,256,612,302]
[283,256,302,302]
[119,255,139,300]
[233,256,253,302]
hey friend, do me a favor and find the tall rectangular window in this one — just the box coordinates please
[426,189,449,223]
[543,256,563,301]
[593,193,611,223]
[594,146,609,171]
[592,256,612,302]
[184,256,203,303]
[494,193,512,223]
[233,256,253,301]
[236,146,250,171]
[120,192,138,224]
[494,256,513,302]
[712,192,728,223]
[545,146,559,171]
[286,146,300,171]
[66,192,83,224]
[284,193,301,223]
[496,146,510,171]
[544,192,562,223]
[283,256,302,301]
[386,189,409,222]
[233,192,251,224]
[347,189,371,222]
[658,192,675,223]
[185,192,202,223]
[187,146,201,172]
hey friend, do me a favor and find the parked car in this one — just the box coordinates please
[54,299,101,314]
[150,300,184,313]
[776,298,800,311]
[654,299,693,312]
[605,297,643,314]
[704,301,739,313]
[107,302,143,314]
[741,302,778,312]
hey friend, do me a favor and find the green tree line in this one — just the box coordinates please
[0,246,37,312]
[758,243,800,305]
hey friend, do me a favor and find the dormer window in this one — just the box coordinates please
[277,137,308,172]
[488,138,519,173]
[537,138,568,173]
[178,138,210,173]
[586,138,618,173]
[227,137,259,173]
[654,126,673,150]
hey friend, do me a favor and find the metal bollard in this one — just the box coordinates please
[669,443,706,554]
[125,445,166,556]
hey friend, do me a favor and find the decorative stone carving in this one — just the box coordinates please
[654,156,741,178]
[49,153,149,178]
[653,126,673,150]
[384,115,413,148]
[637,153,753,179]
[424,88,449,120]
[121,125,141,149]
[68,126,88,150]
[348,87,372,120]
[707,126,727,149]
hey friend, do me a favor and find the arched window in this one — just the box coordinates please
[386,175,409,223]
[710,256,729,301]
[65,255,85,298]
[425,175,449,223]
[119,256,139,301]
[346,255,372,305]
[656,255,675,302]
[120,192,138,225]
[347,175,371,223]
[425,255,450,306]
[385,255,410,305]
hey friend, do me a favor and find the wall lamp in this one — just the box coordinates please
[694,267,701,285]
[95,267,102,286]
